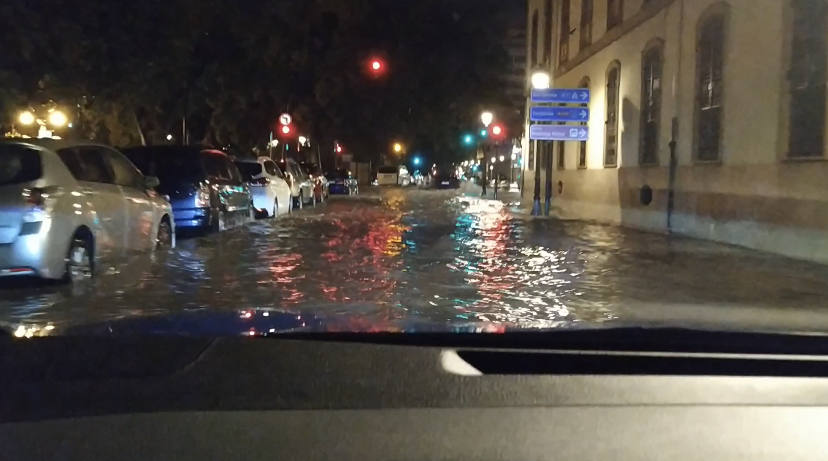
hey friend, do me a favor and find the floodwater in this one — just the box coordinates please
[3,186,828,336]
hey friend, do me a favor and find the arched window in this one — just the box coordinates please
[640,40,663,165]
[788,0,826,157]
[578,76,591,168]
[695,6,727,161]
[605,61,621,166]
[531,10,539,67]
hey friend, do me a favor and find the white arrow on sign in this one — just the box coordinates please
[579,110,587,119]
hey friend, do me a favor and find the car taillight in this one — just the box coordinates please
[195,183,211,208]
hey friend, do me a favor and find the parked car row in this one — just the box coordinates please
[0,138,330,283]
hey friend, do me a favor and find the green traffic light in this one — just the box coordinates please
[463,134,474,145]
[479,129,488,138]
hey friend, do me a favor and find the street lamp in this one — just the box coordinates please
[490,157,496,163]
[17,110,35,126]
[166,134,173,141]
[393,142,403,153]
[499,155,505,162]
[480,111,493,127]
[531,70,551,90]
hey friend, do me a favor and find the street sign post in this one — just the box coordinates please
[531,88,590,103]
[529,125,588,141]
[530,106,589,122]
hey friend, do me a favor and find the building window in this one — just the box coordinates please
[640,41,663,165]
[580,0,593,49]
[543,0,553,64]
[578,76,590,168]
[695,11,726,162]
[531,10,539,67]
[607,0,623,30]
[789,0,826,157]
[559,0,570,65]
[605,61,621,166]
[557,141,565,169]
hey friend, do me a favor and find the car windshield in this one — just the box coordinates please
[2,0,828,344]
[0,144,41,186]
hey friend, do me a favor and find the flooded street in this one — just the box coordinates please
[3,186,828,336]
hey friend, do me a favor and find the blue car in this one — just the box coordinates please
[123,146,253,232]
[326,169,358,195]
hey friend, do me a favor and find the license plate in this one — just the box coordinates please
[441,181,449,185]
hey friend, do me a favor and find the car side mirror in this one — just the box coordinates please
[144,176,160,189]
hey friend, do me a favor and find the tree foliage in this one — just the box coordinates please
[0,0,519,163]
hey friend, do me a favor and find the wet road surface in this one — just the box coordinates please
[3,186,828,335]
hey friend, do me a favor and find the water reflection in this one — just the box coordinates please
[3,188,828,336]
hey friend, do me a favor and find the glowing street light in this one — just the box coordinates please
[412,156,422,166]
[298,135,307,146]
[393,142,403,153]
[490,157,496,163]
[531,70,551,89]
[499,155,505,162]
[166,134,173,141]
[18,110,35,126]
[48,110,67,127]
[480,111,493,127]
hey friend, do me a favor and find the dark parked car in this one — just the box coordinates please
[326,169,358,195]
[123,146,253,232]
[431,165,460,189]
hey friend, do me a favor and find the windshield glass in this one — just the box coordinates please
[122,147,201,186]
[2,1,828,341]
[0,144,41,186]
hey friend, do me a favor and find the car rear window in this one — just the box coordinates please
[122,147,201,185]
[234,161,262,180]
[0,144,42,186]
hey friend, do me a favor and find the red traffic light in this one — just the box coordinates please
[490,124,505,139]
[367,57,386,76]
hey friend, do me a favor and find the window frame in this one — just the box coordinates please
[693,4,729,163]
[578,76,591,169]
[580,0,593,50]
[604,60,621,167]
[786,0,827,158]
[639,39,664,166]
[559,0,570,65]
[104,148,145,190]
[607,0,623,30]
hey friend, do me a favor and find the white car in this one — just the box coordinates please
[0,139,174,281]
[282,158,315,209]
[234,157,292,218]
[376,166,399,185]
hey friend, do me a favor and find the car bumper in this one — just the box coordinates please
[329,184,355,194]
[172,207,213,229]
[0,220,71,279]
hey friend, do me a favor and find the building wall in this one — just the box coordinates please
[523,0,828,263]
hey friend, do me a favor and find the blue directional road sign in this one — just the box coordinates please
[530,106,589,122]
[531,88,590,103]
[529,125,589,141]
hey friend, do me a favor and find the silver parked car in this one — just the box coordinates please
[0,139,174,281]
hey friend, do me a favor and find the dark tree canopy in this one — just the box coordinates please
[0,0,521,165]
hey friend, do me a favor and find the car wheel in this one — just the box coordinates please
[272,198,279,218]
[65,236,93,282]
[156,219,172,249]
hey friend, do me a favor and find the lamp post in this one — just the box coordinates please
[479,111,494,197]
[530,70,550,216]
